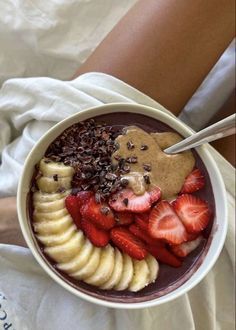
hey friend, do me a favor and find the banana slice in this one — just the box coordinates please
[33,214,73,235]
[128,259,149,292]
[34,198,65,213]
[84,245,115,286]
[33,190,70,203]
[39,159,74,177]
[36,224,76,247]
[114,253,133,291]
[146,254,159,283]
[37,176,71,193]
[57,239,94,274]
[100,248,123,290]
[45,231,84,263]
[33,208,68,222]
[70,247,101,280]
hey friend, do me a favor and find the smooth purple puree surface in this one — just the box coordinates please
[29,112,215,303]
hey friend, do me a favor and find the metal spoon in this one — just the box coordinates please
[164,114,236,154]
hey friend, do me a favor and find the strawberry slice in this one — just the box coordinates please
[149,186,161,204]
[76,191,93,209]
[148,201,188,245]
[81,218,110,247]
[135,216,149,232]
[80,196,115,230]
[65,195,82,229]
[109,188,151,213]
[171,236,203,257]
[129,223,159,245]
[148,245,182,267]
[181,169,205,194]
[173,194,211,233]
[115,212,134,226]
[135,212,150,222]
[110,227,148,260]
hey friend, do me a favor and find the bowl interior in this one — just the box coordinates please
[17,103,227,309]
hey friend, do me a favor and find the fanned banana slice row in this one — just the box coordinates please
[32,159,159,292]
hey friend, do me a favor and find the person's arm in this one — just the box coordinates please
[0,197,26,247]
[76,0,235,115]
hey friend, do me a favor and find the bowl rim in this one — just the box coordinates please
[17,102,228,309]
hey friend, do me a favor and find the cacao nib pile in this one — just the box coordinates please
[45,119,130,201]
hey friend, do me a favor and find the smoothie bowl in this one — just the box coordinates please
[17,103,227,309]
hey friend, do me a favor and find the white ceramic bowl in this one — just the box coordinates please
[17,103,228,309]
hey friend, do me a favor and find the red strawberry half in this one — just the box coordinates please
[148,245,182,268]
[129,223,159,245]
[171,235,203,257]
[81,218,110,247]
[149,186,161,204]
[65,195,82,229]
[110,227,148,260]
[76,191,93,209]
[81,196,115,230]
[148,200,188,245]
[115,212,134,226]
[109,188,152,213]
[181,169,205,194]
[173,194,211,233]
[135,216,149,232]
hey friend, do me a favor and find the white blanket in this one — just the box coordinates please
[0,1,235,329]
[0,73,235,330]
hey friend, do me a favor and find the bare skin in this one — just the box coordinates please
[0,0,235,247]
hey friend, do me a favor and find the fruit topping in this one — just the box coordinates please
[171,235,203,257]
[149,186,162,203]
[115,212,134,226]
[109,186,161,213]
[180,168,205,194]
[129,223,159,245]
[110,227,148,260]
[148,201,188,245]
[109,188,152,213]
[173,194,211,233]
[65,195,82,229]
[81,196,115,230]
[147,245,182,268]
[81,219,110,247]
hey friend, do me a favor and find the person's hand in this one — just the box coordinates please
[0,197,27,247]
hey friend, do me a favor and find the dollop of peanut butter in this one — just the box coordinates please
[112,127,195,199]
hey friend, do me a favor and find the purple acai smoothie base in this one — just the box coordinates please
[29,112,215,303]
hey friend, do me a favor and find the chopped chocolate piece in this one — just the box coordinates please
[122,198,129,206]
[53,174,58,181]
[71,187,82,195]
[120,178,129,187]
[140,144,148,151]
[105,173,117,181]
[95,192,102,203]
[122,164,130,173]
[126,156,138,164]
[57,187,66,193]
[144,175,151,184]
[143,163,152,172]
[100,206,110,215]
[44,159,51,163]
[127,140,135,150]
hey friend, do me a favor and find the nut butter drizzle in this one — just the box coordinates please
[112,127,195,199]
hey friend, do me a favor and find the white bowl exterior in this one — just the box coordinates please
[17,103,228,309]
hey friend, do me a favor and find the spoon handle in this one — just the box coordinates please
[165,114,236,154]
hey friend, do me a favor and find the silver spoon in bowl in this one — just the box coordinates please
[164,114,236,154]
